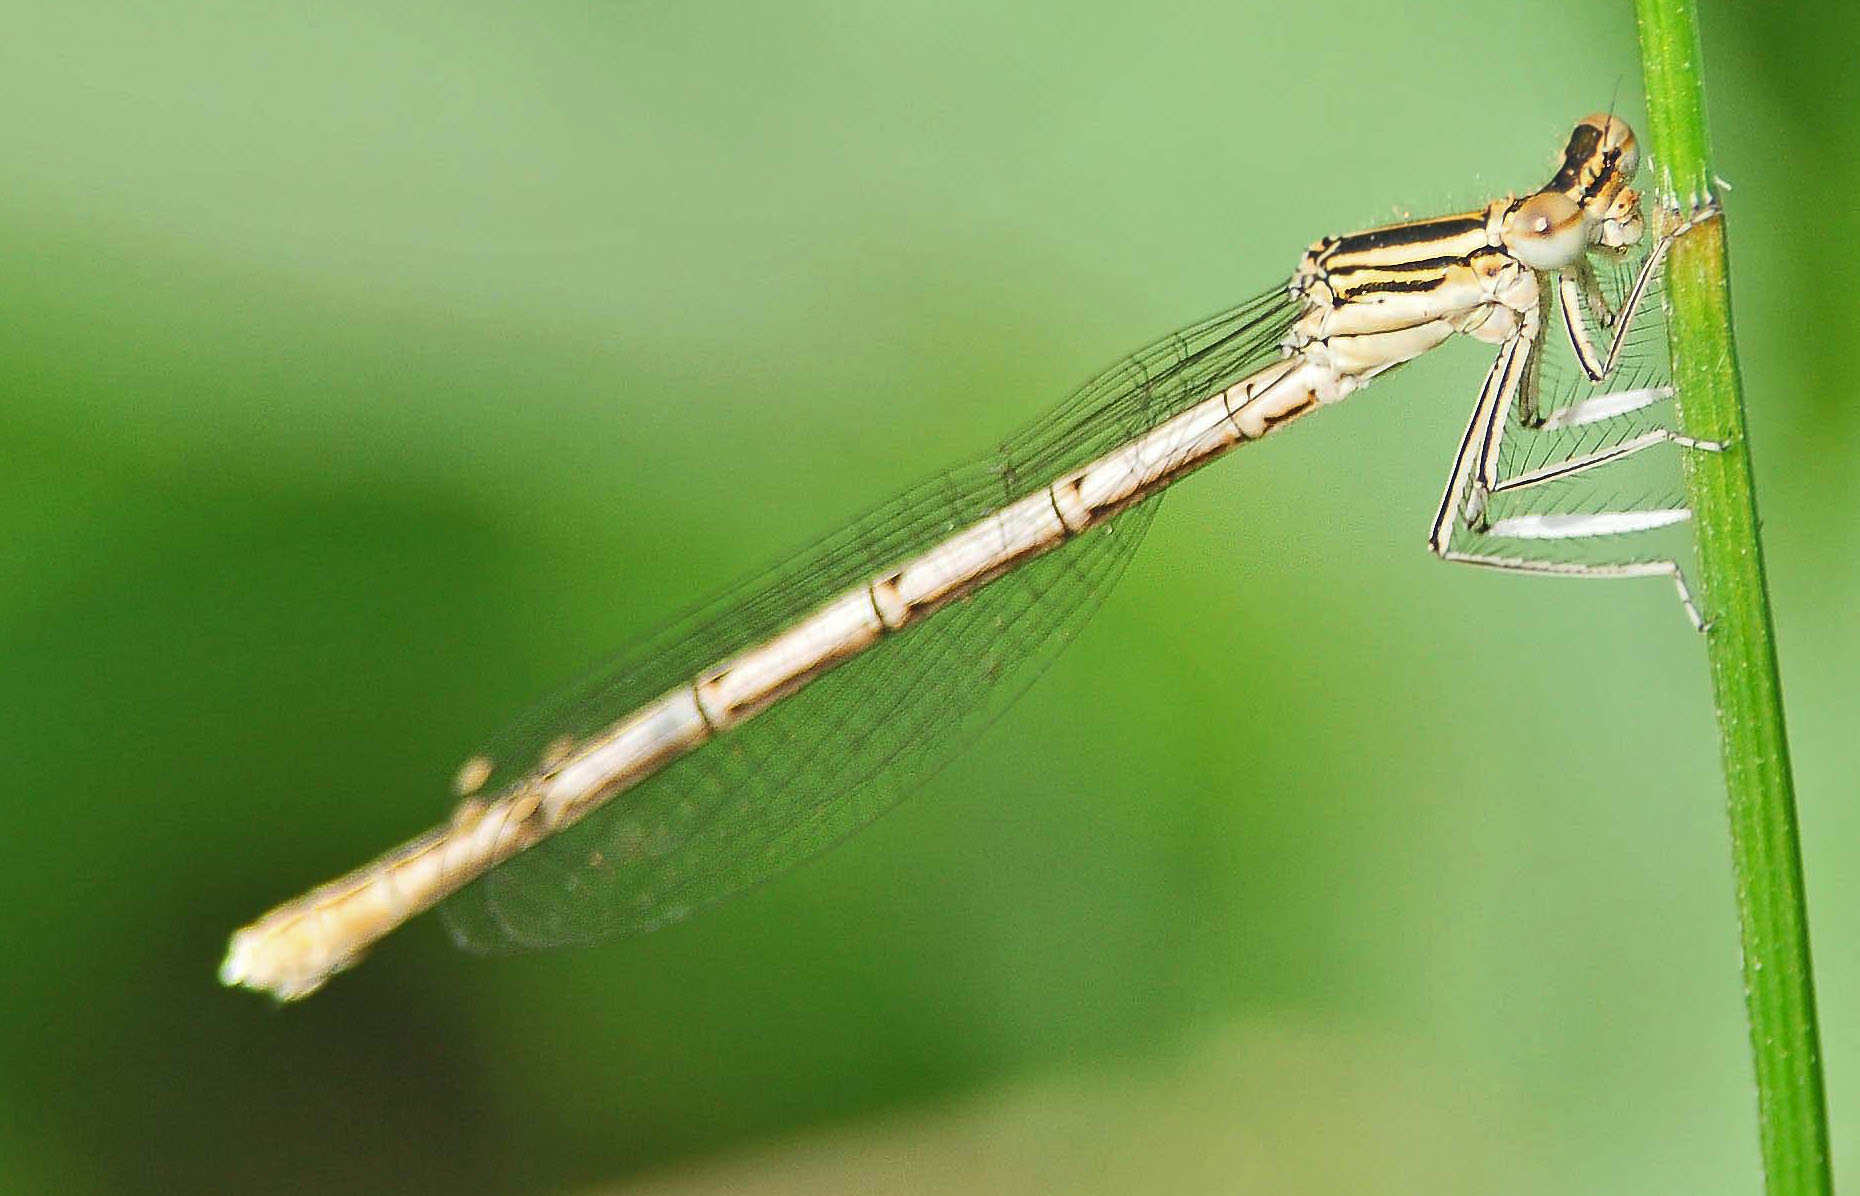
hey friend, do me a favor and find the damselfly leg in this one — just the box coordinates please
[1430,201,1724,629]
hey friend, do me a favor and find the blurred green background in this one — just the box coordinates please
[2,1,1855,1192]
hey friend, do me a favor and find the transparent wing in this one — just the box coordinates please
[442,290,1299,951]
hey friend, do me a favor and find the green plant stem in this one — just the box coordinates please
[1634,2,1830,1192]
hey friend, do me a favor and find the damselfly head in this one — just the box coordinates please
[1521,114,1646,260]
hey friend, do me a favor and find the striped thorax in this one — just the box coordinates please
[1287,114,1645,400]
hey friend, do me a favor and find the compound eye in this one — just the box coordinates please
[1612,137,1641,183]
[1506,191,1586,270]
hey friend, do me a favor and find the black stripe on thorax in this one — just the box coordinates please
[1335,274,1451,297]
[1325,211,1485,256]
[1332,252,1466,274]
[1325,243,1513,301]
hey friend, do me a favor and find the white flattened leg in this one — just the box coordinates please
[1433,415,1720,631]
[1436,463,1714,631]
[1428,310,1722,628]
[1485,508,1692,539]
[1538,385,1671,430]
[1490,426,1725,496]
[1488,379,1725,494]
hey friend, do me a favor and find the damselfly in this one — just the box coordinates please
[223,115,1720,1000]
